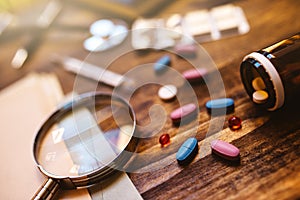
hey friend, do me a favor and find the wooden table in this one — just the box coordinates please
[0,0,299,199]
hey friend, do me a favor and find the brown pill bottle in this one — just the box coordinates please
[240,33,300,111]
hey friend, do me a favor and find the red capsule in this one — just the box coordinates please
[228,116,242,130]
[159,133,170,147]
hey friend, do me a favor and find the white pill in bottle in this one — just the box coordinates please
[240,33,300,111]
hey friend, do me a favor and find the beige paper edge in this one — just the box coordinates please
[0,73,90,199]
[0,73,143,200]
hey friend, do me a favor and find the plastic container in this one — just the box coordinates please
[240,33,300,111]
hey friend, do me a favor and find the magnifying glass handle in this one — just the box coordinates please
[32,178,59,200]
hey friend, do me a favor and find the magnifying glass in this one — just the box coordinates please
[32,92,137,200]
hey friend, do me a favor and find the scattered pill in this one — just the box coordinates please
[174,43,197,58]
[154,55,171,73]
[158,84,177,101]
[206,98,234,115]
[252,90,269,104]
[90,19,115,37]
[109,25,128,45]
[170,103,197,124]
[182,68,207,83]
[83,36,105,52]
[210,140,240,161]
[228,116,242,130]
[159,133,170,147]
[252,77,266,91]
[176,137,198,165]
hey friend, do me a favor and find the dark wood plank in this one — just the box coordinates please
[129,58,300,199]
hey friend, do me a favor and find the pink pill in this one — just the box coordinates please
[210,140,240,161]
[174,43,197,58]
[170,103,197,123]
[182,68,207,83]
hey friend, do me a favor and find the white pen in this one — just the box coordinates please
[57,56,126,88]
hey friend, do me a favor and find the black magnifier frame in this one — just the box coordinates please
[32,92,137,200]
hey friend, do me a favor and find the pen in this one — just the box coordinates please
[11,0,62,69]
[55,56,126,87]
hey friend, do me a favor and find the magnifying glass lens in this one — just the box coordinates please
[34,95,134,178]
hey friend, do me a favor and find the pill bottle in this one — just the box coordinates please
[240,33,300,111]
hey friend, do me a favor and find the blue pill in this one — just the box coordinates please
[176,137,198,165]
[206,98,234,115]
[154,55,171,73]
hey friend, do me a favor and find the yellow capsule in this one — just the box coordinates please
[252,77,266,91]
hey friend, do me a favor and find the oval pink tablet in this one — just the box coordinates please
[174,43,197,58]
[210,140,240,161]
[182,68,207,82]
[170,103,197,123]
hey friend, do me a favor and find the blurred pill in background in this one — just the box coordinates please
[182,68,207,83]
[154,55,171,73]
[158,84,177,101]
[170,103,197,124]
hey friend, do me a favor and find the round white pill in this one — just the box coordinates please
[253,90,269,104]
[83,36,105,52]
[158,85,177,100]
[90,19,115,37]
[252,77,266,91]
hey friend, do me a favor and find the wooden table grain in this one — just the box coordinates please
[0,0,299,199]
